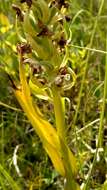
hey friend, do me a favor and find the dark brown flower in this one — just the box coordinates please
[58,36,67,48]
[17,43,32,55]
[59,66,67,75]
[37,20,54,37]
[32,65,43,75]
[20,0,32,8]
[54,0,69,9]
[65,15,71,22]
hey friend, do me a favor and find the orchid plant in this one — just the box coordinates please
[7,0,80,189]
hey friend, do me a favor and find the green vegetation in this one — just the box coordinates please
[0,0,107,190]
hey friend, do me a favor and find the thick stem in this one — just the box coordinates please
[52,85,66,142]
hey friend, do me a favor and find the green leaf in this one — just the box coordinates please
[0,164,21,190]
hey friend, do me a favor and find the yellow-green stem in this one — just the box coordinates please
[52,85,66,142]
[52,86,80,190]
